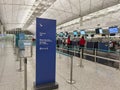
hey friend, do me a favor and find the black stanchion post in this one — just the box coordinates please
[59,47,61,58]
[14,47,16,54]
[31,45,33,57]
[80,48,84,67]
[18,49,23,72]
[16,48,19,61]
[24,57,27,90]
[94,49,97,63]
[118,50,120,70]
[19,57,22,71]
[67,56,75,84]
[74,46,75,56]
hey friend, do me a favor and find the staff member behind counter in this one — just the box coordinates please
[115,41,120,52]
[109,40,117,51]
[79,36,86,58]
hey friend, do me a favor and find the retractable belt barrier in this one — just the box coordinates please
[57,48,76,84]
[57,46,120,70]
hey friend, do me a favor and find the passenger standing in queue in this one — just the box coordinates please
[79,36,86,58]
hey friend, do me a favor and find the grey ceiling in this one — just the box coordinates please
[0,0,120,33]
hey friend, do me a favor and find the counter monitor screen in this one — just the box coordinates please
[109,27,118,34]
[95,28,103,34]
[59,32,64,37]
[95,28,99,34]
[65,32,68,37]
[80,30,85,35]
[99,28,103,34]
[73,31,78,36]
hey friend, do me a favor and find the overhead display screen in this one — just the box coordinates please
[109,27,119,34]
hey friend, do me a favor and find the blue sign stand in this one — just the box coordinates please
[18,33,25,50]
[19,33,25,40]
[35,18,58,90]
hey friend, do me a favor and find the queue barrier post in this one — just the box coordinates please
[77,47,84,67]
[31,45,33,57]
[95,49,97,63]
[80,48,84,67]
[119,51,120,70]
[16,48,19,61]
[24,57,27,90]
[67,55,75,84]
[19,57,22,71]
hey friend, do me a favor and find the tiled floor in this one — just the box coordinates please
[0,41,120,90]
[0,41,24,90]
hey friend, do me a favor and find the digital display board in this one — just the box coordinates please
[109,27,119,34]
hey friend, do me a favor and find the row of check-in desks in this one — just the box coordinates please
[57,46,120,69]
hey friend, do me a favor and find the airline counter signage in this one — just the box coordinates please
[35,18,58,90]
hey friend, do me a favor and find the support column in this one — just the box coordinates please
[79,17,83,27]
[1,25,4,34]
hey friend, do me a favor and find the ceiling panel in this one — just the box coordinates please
[4,0,12,4]
[12,0,21,4]
[51,0,65,11]
[12,5,19,23]
[59,0,71,13]
[25,0,35,5]
[81,0,91,16]
[53,0,120,25]
[17,6,31,23]
[69,0,80,15]
[103,0,119,8]
[0,0,35,30]
[5,5,12,23]
[0,0,120,32]
[91,0,103,12]
[59,8,120,32]
[0,0,4,4]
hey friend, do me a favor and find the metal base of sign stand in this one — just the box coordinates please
[66,80,76,84]
[18,69,24,72]
[16,48,19,61]
[66,56,76,84]
[34,82,59,90]
[59,53,61,59]
[16,54,19,61]
[77,64,84,68]
[16,59,19,61]
[80,65,84,68]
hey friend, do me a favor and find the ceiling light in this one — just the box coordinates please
[48,2,53,5]
[34,10,39,13]
[37,6,42,9]
[41,1,46,5]
[43,7,47,10]
[23,0,56,29]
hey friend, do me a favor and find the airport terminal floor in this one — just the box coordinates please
[0,40,120,90]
